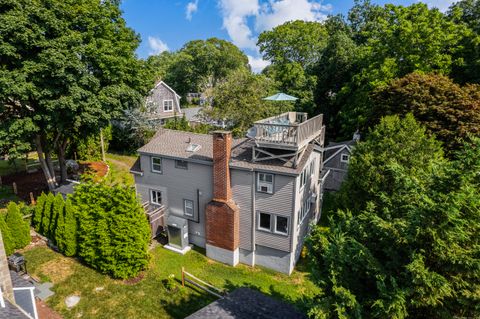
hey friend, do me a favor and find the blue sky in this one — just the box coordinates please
[120,0,456,72]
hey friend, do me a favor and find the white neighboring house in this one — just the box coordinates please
[146,81,183,125]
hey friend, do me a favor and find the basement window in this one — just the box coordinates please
[257,173,274,194]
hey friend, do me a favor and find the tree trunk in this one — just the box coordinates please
[45,151,55,179]
[57,138,68,183]
[35,135,57,191]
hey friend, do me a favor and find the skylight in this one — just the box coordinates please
[186,143,201,152]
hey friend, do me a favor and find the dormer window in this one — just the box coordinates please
[341,154,350,163]
[257,173,274,194]
[163,99,173,112]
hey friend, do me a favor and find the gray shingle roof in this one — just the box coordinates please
[186,288,306,319]
[0,299,30,319]
[136,129,315,174]
[10,271,33,288]
[182,107,203,122]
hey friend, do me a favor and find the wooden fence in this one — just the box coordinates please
[181,267,225,298]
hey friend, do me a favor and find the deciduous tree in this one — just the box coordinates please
[370,73,480,152]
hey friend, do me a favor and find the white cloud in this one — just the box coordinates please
[217,0,332,50]
[256,0,332,32]
[419,0,456,12]
[219,0,259,50]
[148,36,169,56]
[186,0,199,21]
[248,55,271,73]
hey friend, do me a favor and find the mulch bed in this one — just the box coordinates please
[78,161,109,178]
[36,298,63,319]
[123,272,145,285]
[1,161,109,203]
[1,170,48,203]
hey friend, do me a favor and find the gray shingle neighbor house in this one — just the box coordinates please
[146,81,204,126]
[130,112,325,274]
[321,132,360,191]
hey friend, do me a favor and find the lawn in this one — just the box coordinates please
[24,245,319,319]
[104,153,137,186]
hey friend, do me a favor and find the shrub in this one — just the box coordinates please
[70,126,112,161]
[40,193,55,237]
[49,194,64,245]
[0,214,14,255]
[62,199,77,256]
[5,202,30,249]
[72,182,150,279]
[32,192,47,229]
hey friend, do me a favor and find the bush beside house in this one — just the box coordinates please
[31,182,150,279]
[0,202,32,255]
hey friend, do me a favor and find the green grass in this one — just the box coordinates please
[104,153,137,187]
[24,246,319,319]
[0,153,39,176]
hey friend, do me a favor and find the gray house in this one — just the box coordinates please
[131,112,325,274]
[321,132,360,191]
[145,81,183,124]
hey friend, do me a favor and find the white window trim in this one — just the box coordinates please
[163,99,174,112]
[150,189,162,206]
[341,154,350,163]
[257,212,272,232]
[274,215,289,236]
[151,157,162,173]
[184,199,194,217]
[257,173,274,194]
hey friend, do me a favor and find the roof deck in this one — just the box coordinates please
[253,112,324,150]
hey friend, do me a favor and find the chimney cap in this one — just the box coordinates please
[212,130,232,135]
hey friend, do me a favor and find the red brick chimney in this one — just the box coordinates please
[205,131,240,264]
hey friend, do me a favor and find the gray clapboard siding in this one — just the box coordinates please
[231,170,253,251]
[136,155,213,247]
[254,174,295,252]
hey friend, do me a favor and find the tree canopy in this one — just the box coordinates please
[307,115,480,318]
[0,0,150,188]
[370,73,480,152]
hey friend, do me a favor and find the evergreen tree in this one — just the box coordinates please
[0,215,14,256]
[307,117,480,318]
[62,198,77,257]
[5,202,30,249]
[72,182,150,279]
[40,193,54,237]
[49,194,64,245]
[32,192,47,229]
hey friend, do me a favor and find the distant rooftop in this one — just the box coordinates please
[186,288,306,319]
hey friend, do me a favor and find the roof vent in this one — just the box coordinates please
[186,143,201,152]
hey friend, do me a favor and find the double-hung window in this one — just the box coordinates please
[274,216,289,235]
[184,199,194,217]
[257,212,289,236]
[151,157,162,173]
[298,196,312,226]
[258,212,271,231]
[257,173,274,194]
[163,100,173,112]
[150,190,162,206]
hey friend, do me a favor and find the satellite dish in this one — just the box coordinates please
[246,127,257,139]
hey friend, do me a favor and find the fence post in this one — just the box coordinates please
[12,182,17,195]
[30,192,35,205]
[181,267,185,287]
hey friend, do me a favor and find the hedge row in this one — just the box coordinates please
[32,182,150,279]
